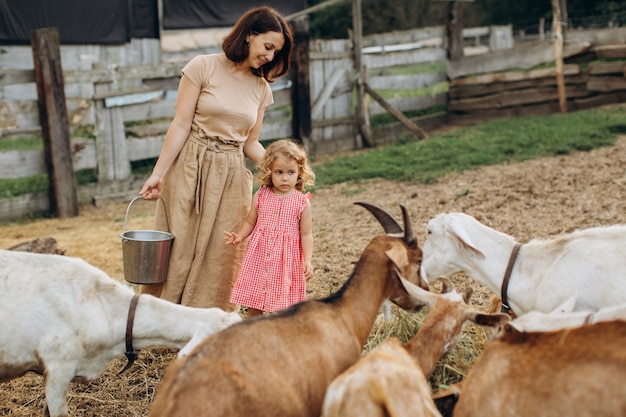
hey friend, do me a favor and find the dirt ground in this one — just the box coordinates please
[1,134,625,416]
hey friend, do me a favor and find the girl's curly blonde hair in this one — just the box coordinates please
[258,139,315,191]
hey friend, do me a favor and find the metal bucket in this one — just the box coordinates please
[120,196,174,285]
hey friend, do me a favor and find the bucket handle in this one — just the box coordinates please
[122,195,171,234]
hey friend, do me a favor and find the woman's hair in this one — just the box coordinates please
[258,139,315,191]
[222,6,293,82]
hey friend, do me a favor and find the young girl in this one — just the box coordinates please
[224,139,315,318]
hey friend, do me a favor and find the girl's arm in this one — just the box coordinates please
[242,106,267,164]
[140,75,200,200]
[299,201,314,280]
[224,201,259,245]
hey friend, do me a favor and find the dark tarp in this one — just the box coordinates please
[163,0,307,30]
[0,0,305,45]
[0,0,159,45]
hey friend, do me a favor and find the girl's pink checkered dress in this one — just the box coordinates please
[230,186,312,312]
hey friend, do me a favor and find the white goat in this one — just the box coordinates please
[420,212,626,315]
[147,203,429,417]
[321,277,509,417]
[453,320,626,417]
[0,249,242,417]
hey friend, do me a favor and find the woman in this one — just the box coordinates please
[138,6,293,310]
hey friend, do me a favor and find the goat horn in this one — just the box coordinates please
[434,276,454,293]
[354,202,403,236]
[400,205,417,246]
[462,287,474,304]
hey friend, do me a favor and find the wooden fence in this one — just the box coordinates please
[1,25,509,220]
[4,25,624,221]
[447,28,626,125]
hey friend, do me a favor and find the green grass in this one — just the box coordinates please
[370,62,446,76]
[0,137,44,152]
[1,106,625,199]
[313,106,626,188]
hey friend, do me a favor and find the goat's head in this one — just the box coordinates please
[355,202,428,310]
[421,212,485,284]
[400,275,511,345]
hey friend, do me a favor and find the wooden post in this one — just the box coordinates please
[290,17,312,150]
[551,0,567,113]
[447,1,464,60]
[30,27,79,218]
[352,0,374,147]
[559,0,568,40]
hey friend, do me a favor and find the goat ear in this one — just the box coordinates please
[385,244,409,270]
[399,276,436,307]
[471,312,511,328]
[447,229,484,259]
[551,293,578,314]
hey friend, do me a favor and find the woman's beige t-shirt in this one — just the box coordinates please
[182,53,274,143]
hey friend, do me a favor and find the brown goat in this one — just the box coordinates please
[453,320,626,417]
[147,203,428,417]
[321,278,510,417]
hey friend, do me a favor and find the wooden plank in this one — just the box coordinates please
[567,27,626,46]
[126,122,170,138]
[364,82,428,139]
[449,101,566,126]
[449,84,591,112]
[587,61,626,75]
[0,149,44,178]
[0,61,184,87]
[31,27,78,218]
[594,45,626,59]
[368,72,447,90]
[572,92,621,110]
[587,76,626,92]
[127,137,164,160]
[450,74,586,99]
[94,82,131,182]
[272,88,292,106]
[0,68,34,85]
[103,90,163,107]
[447,40,591,80]
[362,26,445,48]
[260,120,292,140]
[0,139,97,178]
[311,66,347,120]
[0,192,50,221]
[363,48,446,69]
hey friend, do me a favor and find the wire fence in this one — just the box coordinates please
[513,5,626,42]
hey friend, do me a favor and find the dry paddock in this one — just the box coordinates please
[1,134,625,416]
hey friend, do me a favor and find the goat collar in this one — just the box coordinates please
[500,243,522,316]
[119,293,141,375]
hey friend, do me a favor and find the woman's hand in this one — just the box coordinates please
[139,174,163,200]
